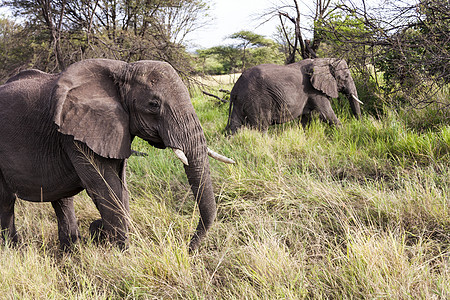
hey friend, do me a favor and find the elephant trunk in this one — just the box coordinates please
[346,81,362,119]
[184,150,215,251]
[162,110,216,251]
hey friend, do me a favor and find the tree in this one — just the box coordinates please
[0,17,34,80]
[195,33,283,75]
[263,0,333,63]
[197,45,241,74]
[320,0,449,107]
[229,30,272,69]
[273,24,295,63]
[0,0,211,76]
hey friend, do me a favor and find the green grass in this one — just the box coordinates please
[1,87,449,299]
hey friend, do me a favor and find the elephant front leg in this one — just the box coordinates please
[82,164,130,249]
[66,144,130,249]
[315,96,341,127]
[51,197,80,251]
[300,112,313,128]
[86,184,130,250]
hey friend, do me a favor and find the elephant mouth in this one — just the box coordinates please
[146,140,166,149]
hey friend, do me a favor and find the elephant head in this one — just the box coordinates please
[52,59,232,250]
[308,58,362,119]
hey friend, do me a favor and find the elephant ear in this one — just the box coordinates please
[53,59,131,159]
[310,61,339,99]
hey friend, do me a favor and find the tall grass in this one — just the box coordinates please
[1,86,448,299]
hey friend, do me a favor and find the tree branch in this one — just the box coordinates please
[202,91,229,103]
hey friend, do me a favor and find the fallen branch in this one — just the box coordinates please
[202,91,229,103]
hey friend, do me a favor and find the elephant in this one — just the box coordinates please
[225,58,363,133]
[0,59,234,251]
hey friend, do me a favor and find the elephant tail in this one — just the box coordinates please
[225,94,235,132]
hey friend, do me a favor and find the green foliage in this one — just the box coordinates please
[352,69,386,117]
[247,44,284,66]
[0,18,33,80]
[194,31,284,75]
[0,0,209,77]
[318,10,369,45]
[229,30,272,48]
[317,10,371,65]
[195,45,241,74]
[320,0,449,109]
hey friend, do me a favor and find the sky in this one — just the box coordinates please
[186,0,386,50]
[187,0,285,50]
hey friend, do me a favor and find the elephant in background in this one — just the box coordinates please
[0,59,234,251]
[225,58,363,133]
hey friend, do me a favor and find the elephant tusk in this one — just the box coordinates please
[207,147,236,164]
[173,148,189,166]
[352,94,364,104]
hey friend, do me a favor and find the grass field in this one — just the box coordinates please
[0,84,449,299]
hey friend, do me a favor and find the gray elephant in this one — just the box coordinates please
[225,58,363,133]
[0,59,234,251]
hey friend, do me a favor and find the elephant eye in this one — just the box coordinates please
[149,100,159,107]
[147,100,160,112]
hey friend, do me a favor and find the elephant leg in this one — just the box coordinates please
[85,170,129,249]
[0,174,18,244]
[227,111,245,134]
[246,110,269,132]
[300,112,313,128]
[66,145,129,248]
[51,197,80,250]
[315,97,341,127]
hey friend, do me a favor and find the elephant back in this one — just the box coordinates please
[5,69,52,84]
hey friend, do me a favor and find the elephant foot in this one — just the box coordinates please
[89,219,128,250]
[89,219,107,243]
[188,232,205,253]
[59,233,81,252]
[1,231,20,247]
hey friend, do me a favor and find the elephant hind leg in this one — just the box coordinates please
[51,197,80,251]
[0,173,19,245]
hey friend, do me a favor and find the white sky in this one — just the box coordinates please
[187,0,290,50]
[186,0,392,50]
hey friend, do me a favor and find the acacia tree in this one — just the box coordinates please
[197,45,241,74]
[1,0,210,75]
[229,30,272,69]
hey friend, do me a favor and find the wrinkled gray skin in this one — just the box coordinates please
[0,59,215,251]
[226,58,361,133]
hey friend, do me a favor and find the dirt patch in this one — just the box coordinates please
[195,73,241,86]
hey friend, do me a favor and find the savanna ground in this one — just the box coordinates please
[0,76,449,299]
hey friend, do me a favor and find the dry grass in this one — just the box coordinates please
[194,73,241,86]
[1,86,449,299]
